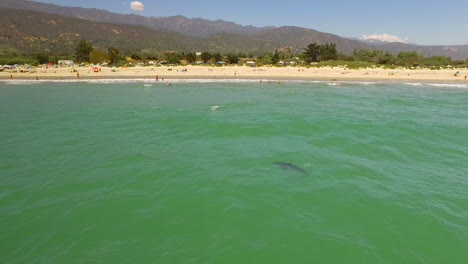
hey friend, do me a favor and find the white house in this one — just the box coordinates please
[58,60,74,66]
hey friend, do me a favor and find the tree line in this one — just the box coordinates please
[301,43,467,68]
[1,40,467,68]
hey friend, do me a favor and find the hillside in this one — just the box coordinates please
[0,8,280,55]
[252,26,372,54]
[0,0,273,37]
[0,8,197,54]
[253,27,468,59]
[376,42,468,60]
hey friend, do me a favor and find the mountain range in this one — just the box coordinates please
[0,0,467,59]
[0,0,273,37]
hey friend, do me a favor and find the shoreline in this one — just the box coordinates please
[1,76,467,87]
[1,65,467,83]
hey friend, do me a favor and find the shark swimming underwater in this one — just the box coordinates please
[273,162,307,175]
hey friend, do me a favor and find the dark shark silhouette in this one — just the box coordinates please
[273,162,307,175]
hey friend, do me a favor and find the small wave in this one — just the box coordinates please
[404,83,424,86]
[0,78,262,84]
[83,79,157,84]
[1,78,467,88]
[404,82,468,88]
[0,80,38,85]
[341,81,379,85]
[427,83,468,88]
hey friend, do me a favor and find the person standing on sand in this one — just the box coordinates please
[465,76,467,81]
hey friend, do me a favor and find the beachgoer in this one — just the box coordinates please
[465,76,467,81]
[10,74,13,79]
[156,75,159,81]
[77,72,80,78]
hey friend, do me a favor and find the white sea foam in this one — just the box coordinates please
[0,80,38,85]
[0,78,382,85]
[404,83,424,86]
[404,82,468,88]
[427,83,468,88]
[1,78,467,88]
[348,81,379,85]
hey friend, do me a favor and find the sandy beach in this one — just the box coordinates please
[1,65,467,82]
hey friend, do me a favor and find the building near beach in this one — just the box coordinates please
[58,60,74,66]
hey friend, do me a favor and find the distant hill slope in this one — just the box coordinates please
[375,42,468,60]
[0,8,196,54]
[252,26,372,54]
[253,27,468,59]
[0,8,275,55]
[0,0,273,37]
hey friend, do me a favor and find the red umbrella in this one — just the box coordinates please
[92,67,99,69]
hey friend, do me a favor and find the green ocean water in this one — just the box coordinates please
[1,80,467,263]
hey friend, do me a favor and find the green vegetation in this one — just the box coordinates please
[316,60,375,69]
[226,53,239,64]
[75,40,93,63]
[212,53,222,63]
[164,52,181,64]
[3,38,468,69]
[303,43,338,63]
[89,50,107,64]
[200,52,212,63]
[107,48,122,65]
[184,52,197,63]
[33,53,50,64]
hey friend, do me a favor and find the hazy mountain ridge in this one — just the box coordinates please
[0,0,273,37]
[252,26,373,53]
[0,8,276,55]
[150,15,275,37]
[0,8,195,54]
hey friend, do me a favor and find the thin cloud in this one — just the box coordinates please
[360,33,407,43]
[130,1,144,11]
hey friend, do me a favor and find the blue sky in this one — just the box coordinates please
[32,0,468,45]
